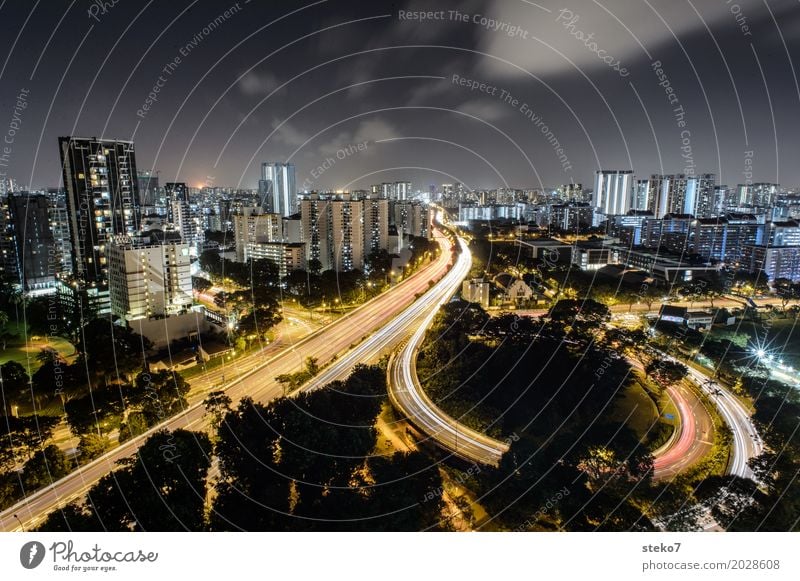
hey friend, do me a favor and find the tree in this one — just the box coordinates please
[77,433,110,462]
[39,429,213,532]
[203,390,232,429]
[0,360,30,404]
[645,359,688,389]
[200,249,222,277]
[773,278,800,311]
[192,276,212,293]
[75,319,152,383]
[21,444,71,490]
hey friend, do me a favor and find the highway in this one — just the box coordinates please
[651,383,714,479]
[386,235,509,468]
[0,227,456,532]
[684,365,763,479]
[649,350,762,480]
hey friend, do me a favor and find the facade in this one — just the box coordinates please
[593,170,633,216]
[363,194,389,256]
[137,171,159,206]
[300,194,331,271]
[246,242,306,277]
[8,194,56,291]
[549,203,593,231]
[49,193,73,276]
[329,196,364,272]
[457,204,522,222]
[58,136,139,288]
[233,207,282,262]
[108,237,192,322]
[260,162,297,216]
[394,201,431,239]
[743,245,800,282]
[462,278,490,308]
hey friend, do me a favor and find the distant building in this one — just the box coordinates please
[363,195,389,255]
[7,194,56,291]
[549,202,593,231]
[394,200,431,240]
[743,245,800,282]
[233,207,282,262]
[246,242,306,276]
[462,278,490,308]
[593,170,633,217]
[260,162,296,216]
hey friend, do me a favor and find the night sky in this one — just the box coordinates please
[1,0,799,192]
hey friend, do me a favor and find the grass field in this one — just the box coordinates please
[0,321,76,373]
[709,314,800,369]
[611,379,660,440]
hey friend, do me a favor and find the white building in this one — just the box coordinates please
[259,162,297,216]
[594,170,633,216]
[108,237,193,322]
[233,207,282,262]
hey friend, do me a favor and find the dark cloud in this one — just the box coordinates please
[0,0,798,191]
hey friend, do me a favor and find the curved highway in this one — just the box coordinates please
[648,350,762,480]
[387,234,509,468]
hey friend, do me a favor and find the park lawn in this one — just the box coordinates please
[610,378,661,442]
[0,321,76,373]
[709,315,800,369]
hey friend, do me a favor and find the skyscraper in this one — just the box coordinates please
[58,136,139,287]
[593,170,633,216]
[260,162,296,216]
[8,193,56,291]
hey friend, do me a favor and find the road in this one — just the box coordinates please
[647,350,762,481]
[683,364,763,479]
[386,235,509,468]
[0,228,456,532]
[651,382,714,479]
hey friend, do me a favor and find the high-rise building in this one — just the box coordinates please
[58,136,139,287]
[260,162,296,216]
[165,182,188,203]
[108,237,192,322]
[233,207,282,262]
[329,196,364,272]
[0,198,17,281]
[393,200,431,240]
[137,171,159,206]
[246,242,306,277]
[593,170,633,216]
[7,194,56,291]
[394,181,411,201]
[171,200,202,249]
[557,183,583,202]
[300,194,331,272]
[693,174,717,217]
[363,194,389,255]
[48,192,73,276]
